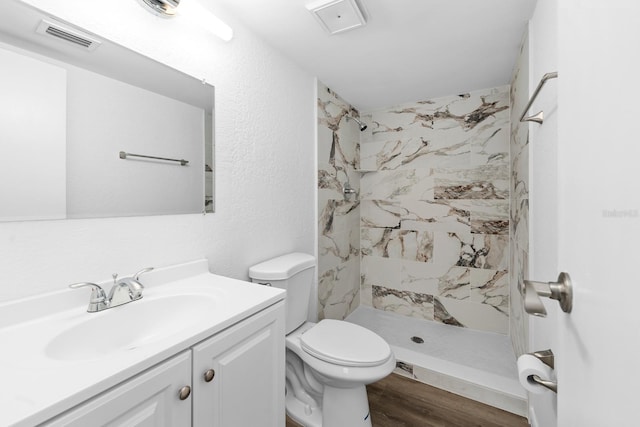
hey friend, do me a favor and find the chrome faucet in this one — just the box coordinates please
[69,267,154,313]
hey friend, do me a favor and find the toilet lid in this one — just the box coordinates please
[300,319,391,367]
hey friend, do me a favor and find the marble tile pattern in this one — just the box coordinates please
[317,82,361,320]
[509,33,530,357]
[361,86,511,334]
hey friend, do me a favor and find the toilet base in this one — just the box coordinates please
[322,384,372,427]
[285,382,322,427]
[285,382,372,427]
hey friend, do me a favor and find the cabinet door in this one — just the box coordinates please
[192,302,285,427]
[44,351,191,427]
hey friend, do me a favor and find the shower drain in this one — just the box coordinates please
[411,336,424,344]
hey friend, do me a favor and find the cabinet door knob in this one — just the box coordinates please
[178,385,191,400]
[204,369,215,382]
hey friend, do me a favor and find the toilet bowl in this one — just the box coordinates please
[249,253,395,427]
[286,320,395,426]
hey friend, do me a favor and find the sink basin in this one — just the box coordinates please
[45,295,214,361]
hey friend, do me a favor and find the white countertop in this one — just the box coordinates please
[0,259,285,427]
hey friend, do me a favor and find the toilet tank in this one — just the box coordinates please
[249,253,315,334]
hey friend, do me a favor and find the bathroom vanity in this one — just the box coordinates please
[0,260,285,427]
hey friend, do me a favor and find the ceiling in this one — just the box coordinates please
[209,0,537,111]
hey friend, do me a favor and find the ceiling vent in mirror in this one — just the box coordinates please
[36,19,102,51]
[306,0,367,35]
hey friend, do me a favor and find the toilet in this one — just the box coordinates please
[249,253,395,427]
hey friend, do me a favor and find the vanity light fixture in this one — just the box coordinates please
[306,0,368,35]
[137,0,233,41]
[139,0,180,17]
[179,0,234,42]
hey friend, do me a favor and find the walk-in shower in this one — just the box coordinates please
[317,80,527,418]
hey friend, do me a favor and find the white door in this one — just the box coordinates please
[530,1,640,426]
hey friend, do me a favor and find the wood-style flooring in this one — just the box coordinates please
[286,373,529,427]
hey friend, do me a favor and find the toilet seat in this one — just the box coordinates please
[300,319,392,367]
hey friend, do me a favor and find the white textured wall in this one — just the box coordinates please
[0,46,67,221]
[0,0,316,302]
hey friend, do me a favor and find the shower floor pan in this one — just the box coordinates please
[346,306,527,416]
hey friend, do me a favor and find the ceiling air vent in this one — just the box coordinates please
[36,19,102,51]
[306,0,367,35]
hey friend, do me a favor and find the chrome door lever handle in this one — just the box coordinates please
[523,272,573,317]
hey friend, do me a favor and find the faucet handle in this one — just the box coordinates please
[69,282,108,312]
[134,267,154,281]
[69,282,106,301]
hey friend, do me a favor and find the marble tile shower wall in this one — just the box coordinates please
[359,86,511,334]
[509,33,530,357]
[317,82,361,320]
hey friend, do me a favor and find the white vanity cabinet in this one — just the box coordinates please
[44,351,192,426]
[192,301,285,427]
[42,302,284,427]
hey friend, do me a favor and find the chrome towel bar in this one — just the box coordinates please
[520,71,558,124]
[119,151,189,166]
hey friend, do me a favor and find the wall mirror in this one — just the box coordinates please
[0,0,214,222]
